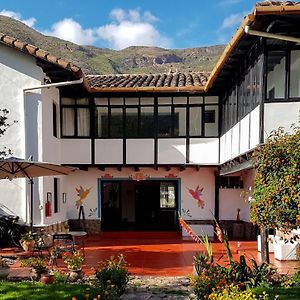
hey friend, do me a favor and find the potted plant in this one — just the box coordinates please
[20,231,36,252]
[63,251,84,282]
[0,257,10,279]
[20,257,48,281]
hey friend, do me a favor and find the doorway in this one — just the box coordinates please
[100,179,179,231]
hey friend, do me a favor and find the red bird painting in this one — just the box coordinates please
[187,185,205,208]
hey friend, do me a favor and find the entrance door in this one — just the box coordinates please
[101,180,179,231]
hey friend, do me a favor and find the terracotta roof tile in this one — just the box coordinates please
[256,1,300,7]
[86,73,207,91]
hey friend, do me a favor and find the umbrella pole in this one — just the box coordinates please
[29,178,33,231]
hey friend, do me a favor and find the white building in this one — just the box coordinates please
[0,2,300,237]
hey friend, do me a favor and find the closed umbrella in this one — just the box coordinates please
[0,157,77,229]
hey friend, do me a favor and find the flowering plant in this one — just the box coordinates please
[63,251,84,271]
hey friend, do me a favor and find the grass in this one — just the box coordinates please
[0,282,90,300]
[253,286,300,300]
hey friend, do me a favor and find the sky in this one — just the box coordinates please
[0,0,262,50]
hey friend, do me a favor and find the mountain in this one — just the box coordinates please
[0,15,225,75]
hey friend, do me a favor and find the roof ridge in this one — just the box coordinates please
[86,71,208,77]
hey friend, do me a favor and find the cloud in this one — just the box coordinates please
[0,9,36,27]
[97,9,170,50]
[221,12,245,29]
[43,18,97,45]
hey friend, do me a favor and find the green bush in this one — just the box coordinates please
[95,255,129,296]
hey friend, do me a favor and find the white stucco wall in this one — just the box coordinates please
[0,43,43,223]
[220,106,261,164]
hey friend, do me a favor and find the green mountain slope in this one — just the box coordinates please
[0,15,225,75]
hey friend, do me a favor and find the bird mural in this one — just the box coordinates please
[187,185,205,208]
[75,185,92,209]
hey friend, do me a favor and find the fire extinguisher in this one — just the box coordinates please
[45,201,52,217]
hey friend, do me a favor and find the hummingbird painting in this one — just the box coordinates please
[187,185,205,208]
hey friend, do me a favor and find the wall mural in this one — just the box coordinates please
[129,172,149,181]
[187,185,205,208]
[181,208,192,218]
[88,208,98,218]
[75,185,92,220]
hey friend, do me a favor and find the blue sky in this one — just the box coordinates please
[0,0,261,49]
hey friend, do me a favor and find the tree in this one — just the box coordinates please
[251,125,300,262]
[0,108,13,158]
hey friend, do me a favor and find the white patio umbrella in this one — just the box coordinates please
[0,157,77,229]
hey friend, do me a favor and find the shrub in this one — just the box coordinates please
[95,255,129,296]
[63,251,84,271]
[208,284,272,300]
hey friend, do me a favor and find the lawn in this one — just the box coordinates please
[254,287,300,300]
[0,282,91,300]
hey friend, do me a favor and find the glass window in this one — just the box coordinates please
[160,182,176,208]
[140,107,154,137]
[53,102,57,138]
[110,108,123,137]
[96,107,108,137]
[77,98,89,105]
[204,105,218,136]
[61,97,75,105]
[125,98,139,105]
[267,51,286,99]
[158,106,172,137]
[174,107,186,136]
[189,96,203,104]
[173,97,187,104]
[140,97,154,105]
[126,107,138,137]
[189,107,202,136]
[205,96,218,104]
[62,107,75,136]
[110,98,124,105]
[95,97,108,105]
[158,97,172,104]
[290,50,300,98]
[77,108,90,136]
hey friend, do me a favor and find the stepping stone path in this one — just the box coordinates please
[121,276,196,300]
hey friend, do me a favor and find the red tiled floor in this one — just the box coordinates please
[1,232,299,277]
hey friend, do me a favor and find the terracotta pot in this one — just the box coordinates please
[21,240,35,252]
[40,274,55,284]
[0,267,10,279]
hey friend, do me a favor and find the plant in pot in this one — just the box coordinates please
[20,231,36,252]
[20,257,49,281]
[0,257,10,280]
[63,251,84,282]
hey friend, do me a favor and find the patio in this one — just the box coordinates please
[1,231,299,278]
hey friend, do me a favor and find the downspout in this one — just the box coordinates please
[22,77,84,226]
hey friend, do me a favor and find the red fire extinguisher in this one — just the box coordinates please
[45,201,52,217]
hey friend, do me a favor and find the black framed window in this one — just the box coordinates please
[189,106,202,136]
[140,106,154,137]
[158,106,172,137]
[61,97,90,137]
[53,102,57,138]
[54,178,59,213]
[289,50,300,98]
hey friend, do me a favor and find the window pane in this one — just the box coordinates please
[125,97,139,105]
[205,96,218,104]
[267,51,286,99]
[174,107,186,136]
[290,50,300,98]
[160,182,176,208]
[62,107,75,136]
[77,98,89,105]
[61,97,75,105]
[140,97,154,105]
[189,107,202,136]
[173,97,187,104]
[110,108,123,137]
[96,107,108,137]
[204,105,218,136]
[77,108,90,136]
[110,97,124,105]
[189,96,203,104]
[158,106,172,137]
[95,97,108,105]
[126,108,138,137]
[140,107,154,137]
[158,97,172,104]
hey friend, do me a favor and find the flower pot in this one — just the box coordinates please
[40,274,55,284]
[30,268,47,281]
[21,240,35,252]
[0,267,10,279]
[68,269,83,282]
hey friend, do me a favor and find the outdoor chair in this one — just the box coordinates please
[52,233,76,253]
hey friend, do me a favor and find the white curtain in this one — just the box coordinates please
[77,108,90,136]
[62,108,75,136]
